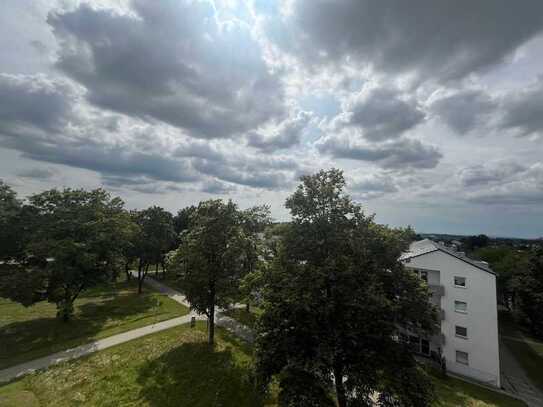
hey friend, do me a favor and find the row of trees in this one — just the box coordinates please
[1,170,440,405]
[474,245,543,337]
[165,170,439,406]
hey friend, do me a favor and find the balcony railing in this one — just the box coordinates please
[429,284,445,297]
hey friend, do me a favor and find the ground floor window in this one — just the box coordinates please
[456,350,469,365]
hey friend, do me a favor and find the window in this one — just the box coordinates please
[420,270,428,283]
[454,300,467,313]
[454,276,466,288]
[455,326,468,338]
[456,350,469,365]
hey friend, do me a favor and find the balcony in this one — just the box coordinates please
[431,333,446,345]
[429,284,445,297]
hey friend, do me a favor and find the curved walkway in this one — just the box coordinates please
[0,277,203,384]
[0,275,254,384]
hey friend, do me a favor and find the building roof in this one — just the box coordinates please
[400,239,495,275]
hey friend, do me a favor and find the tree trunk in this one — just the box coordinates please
[208,283,216,345]
[334,363,347,407]
[137,261,144,294]
[125,262,131,281]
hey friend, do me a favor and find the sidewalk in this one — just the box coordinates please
[0,313,203,384]
[0,275,254,384]
[146,276,255,343]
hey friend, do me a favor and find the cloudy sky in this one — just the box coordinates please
[2,0,543,238]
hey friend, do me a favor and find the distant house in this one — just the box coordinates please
[400,239,500,387]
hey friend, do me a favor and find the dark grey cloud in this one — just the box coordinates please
[268,0,543,82]
[48,1,285,139]
[248,111,312,151]
[16,167,58,181]
[349,173,398,199]
[333,87,425,140]
[0,73,75,133]
[192,154,297,190]
[458,162,526,187]
[430,89,497,134]
[201,179,237,194]
[317,135,442,170]
[499,77,543,137]
[458,162,543,205]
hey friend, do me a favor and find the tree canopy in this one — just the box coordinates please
[0,188,133,320]
[172,199,251,344]
[255,169,438,406]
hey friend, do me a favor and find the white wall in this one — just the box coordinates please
[404,250,500,387]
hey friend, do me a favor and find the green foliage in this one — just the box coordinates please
[512,249,543,337]
[130,206,175,292]
[255,169,438,407]
[277,367,336,407]
[0,181,24,261]
[172,199,251,344]
[0,188,132,321]
[474,246,531,309]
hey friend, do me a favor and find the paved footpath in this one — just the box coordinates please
[0,277,203,384]
[147,276,255,343]
[0,276,253,384]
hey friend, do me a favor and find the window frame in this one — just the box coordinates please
[455,325,468,339]
[454,276,466,288]
[454,300,468,314]
[456,350,469,365]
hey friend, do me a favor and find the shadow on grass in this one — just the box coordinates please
[0,281,158,369]
[499,311,543,392]
[136,342,262,407]
[431,372,525,407]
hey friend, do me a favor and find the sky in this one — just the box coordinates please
[1,0,543,238]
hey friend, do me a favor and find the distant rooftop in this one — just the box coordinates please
[400,239,494,274]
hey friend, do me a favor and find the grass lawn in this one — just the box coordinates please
[0,276,189,369]
[0,321,524,407]
[222,306,263,329]
[499,311,543,392]
[0,323,275,407]
[432,372,525,407]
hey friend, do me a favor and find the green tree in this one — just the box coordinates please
[131,206,175,293]
[255,169,438,407]
[172,199,250,344]
[0,180,24,261]
[474,246,530,309]
[0,188,132,321]
[173,206,196,242]
[237,205,271,312]
[513,249,543,337]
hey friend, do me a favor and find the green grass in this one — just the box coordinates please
[499,311,543,392]
[0,276,189,369]
[222,306,263,329]
[432,371,525,406]
[0,321,524,407]
[0,323,276,407]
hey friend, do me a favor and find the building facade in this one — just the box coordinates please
[400,239,501,387]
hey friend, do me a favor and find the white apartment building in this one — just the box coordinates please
[400,239,500,387]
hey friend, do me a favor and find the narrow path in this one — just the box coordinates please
[500,338,543,407]
[0,313,204,384]
[0,275,252,384]
[146,276,255,343]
